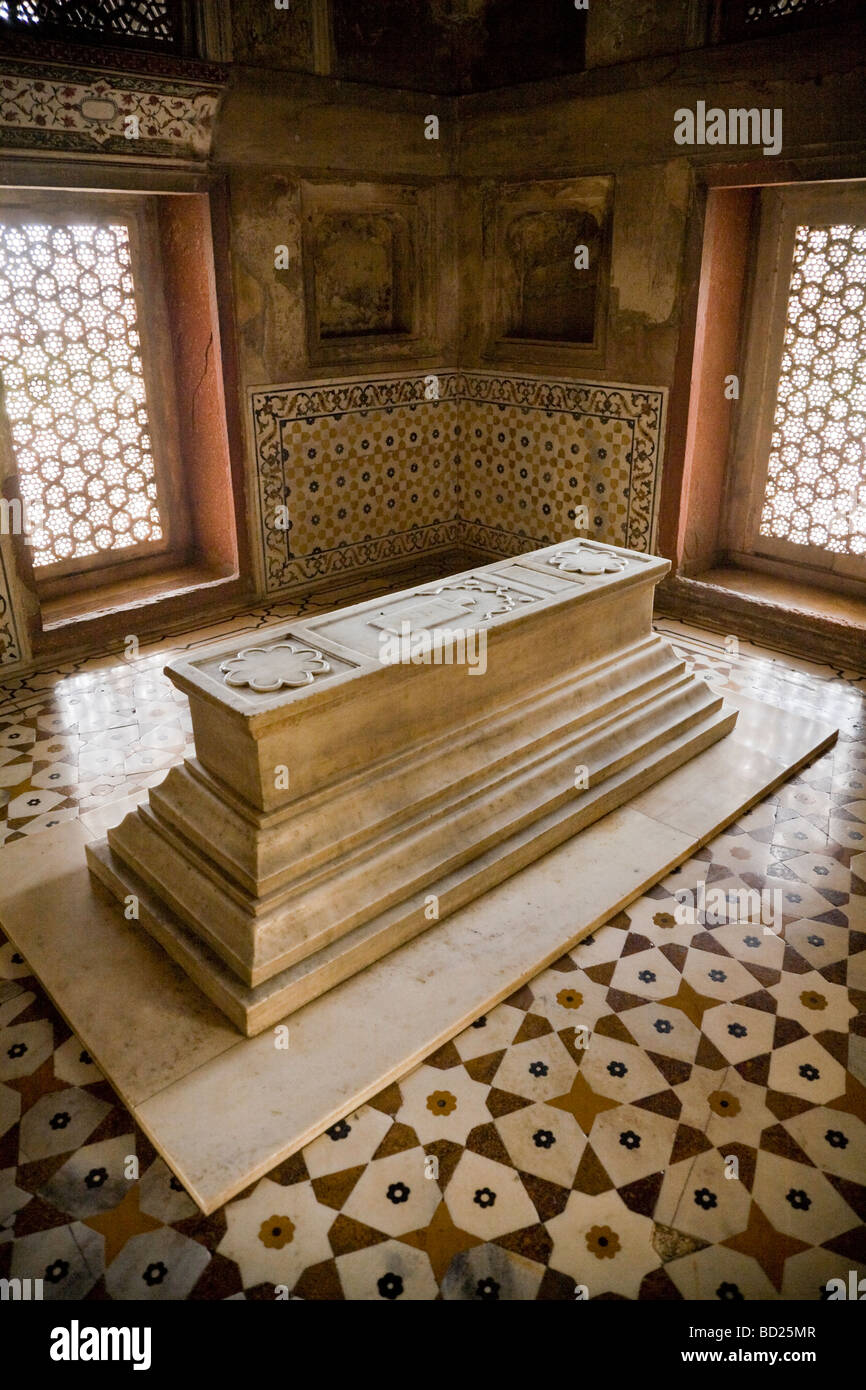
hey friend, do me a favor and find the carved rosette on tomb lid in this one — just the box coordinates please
[220,643,332,694]
[427,578,537,627]
[546,544,627,576]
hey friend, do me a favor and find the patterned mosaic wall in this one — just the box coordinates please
[250,370,666,593]
[0,543,21,669]
[250,374,463,592]
[459,374,665,559]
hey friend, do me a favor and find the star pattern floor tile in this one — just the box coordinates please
[0,582,864,1300]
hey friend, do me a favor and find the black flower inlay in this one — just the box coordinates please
[786,1188,811,1211]
[694,1188,717,1210]
[377,1272,403,1300]
[825,1129,848,1149]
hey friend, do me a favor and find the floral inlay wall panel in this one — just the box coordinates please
[459,374,665,558]
[250,373,462,592]
[250,371,666,595]
[0,56,225,160]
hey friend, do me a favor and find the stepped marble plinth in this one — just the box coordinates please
[86,540,737,1034]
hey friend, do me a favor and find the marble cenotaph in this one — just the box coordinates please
[86,540,737,1035]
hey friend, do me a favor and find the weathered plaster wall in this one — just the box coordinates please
[230,0,318,72]
[227,171,306,389]
[211,80,461,594]
[460,163,686,387]
[211,70,457,177]
[228,0,693,92]
[223,166,460,379]
[458,21,866,178]
[585,0,694,70]
[329,0,586,94]
[606,161,692,387]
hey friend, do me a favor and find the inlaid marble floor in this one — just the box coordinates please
[0,579,864,1299]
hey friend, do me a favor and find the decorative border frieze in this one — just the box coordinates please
[0,61,224,159]
[0,33,228,82]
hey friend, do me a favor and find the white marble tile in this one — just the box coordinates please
[630,691,835,839]
[80,790,150,840]
[0,822,239,1107]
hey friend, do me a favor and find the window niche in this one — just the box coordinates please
[301,182,437,365]
[484,176,614,369]
[723,182,866,592]
[0,179,244,653]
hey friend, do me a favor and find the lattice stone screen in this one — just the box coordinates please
[740,0,839,21]
[720,0,847,42]
[760,222,866,557]
[0,0,182,48]
[0,220,163,569]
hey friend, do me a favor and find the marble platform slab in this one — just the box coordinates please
[0,689,835,1213]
